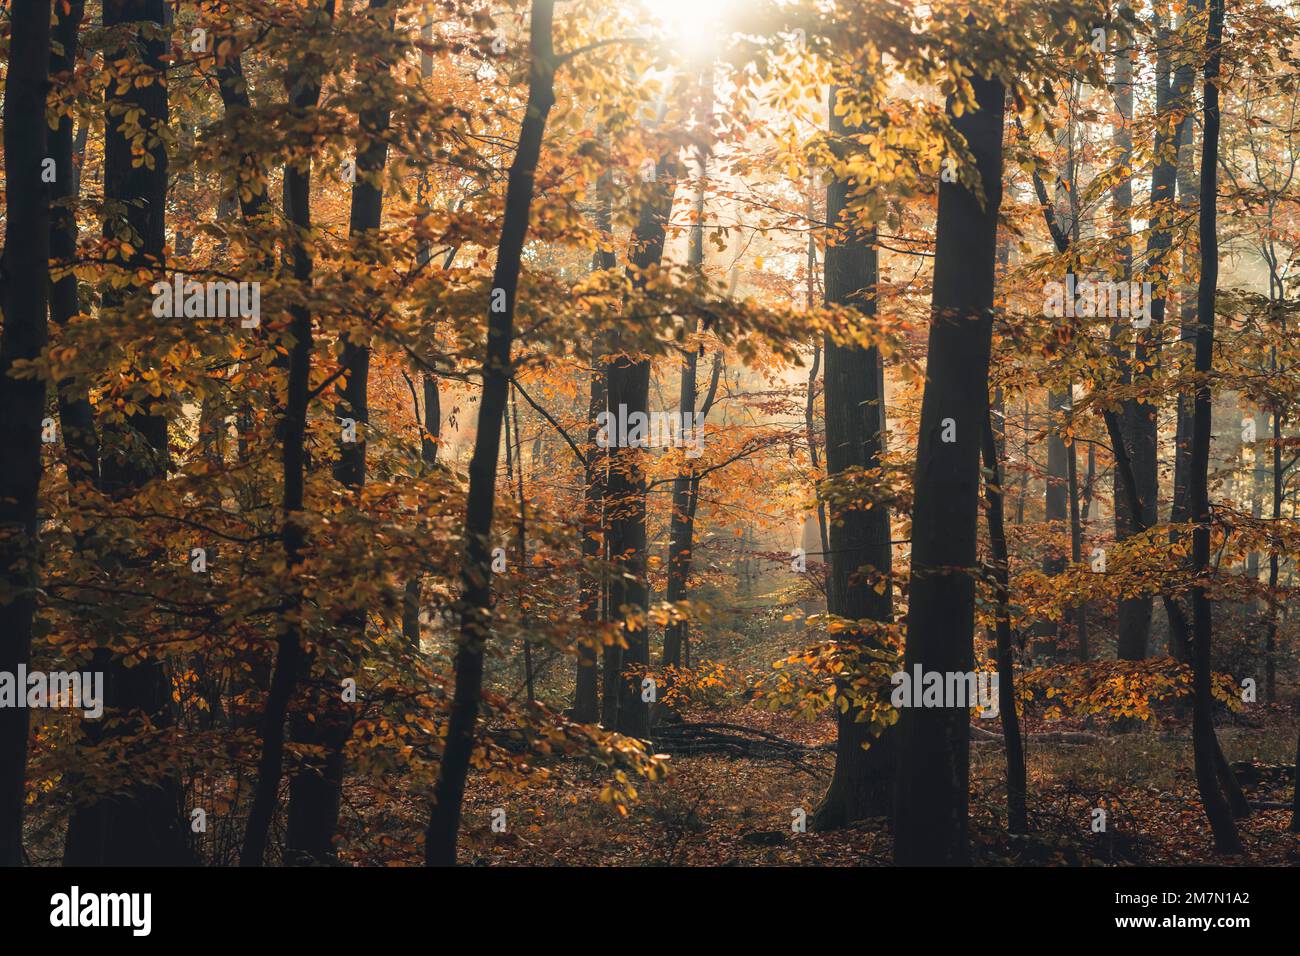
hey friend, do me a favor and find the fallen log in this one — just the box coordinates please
[651,721,829,775]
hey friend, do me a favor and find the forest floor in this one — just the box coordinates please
[350,704,1300,866]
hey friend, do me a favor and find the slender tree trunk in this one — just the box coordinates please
[661,352,698,672]
[806,185,831,586]
[1187,0,1241,854]
[1067,416,1089,661]
[574,171,617,723]
[424,0,556,865]
[283,0,393,866]
[41,2,101,865]
[1246,405,1265,655]
[404,18,445,652]
[663,108,711,672]
[806,344,830,582]
[1015,398,1029,525]
[1168,138,1198,672]
[49,1,98,489]
[0,0,54,868]
[1039,389,1069,657]
[893,68,1005,865]
[578,174,617,726]
[572,362,605,722]
[240,0,337,866]
[982,406,1027,833]
[1104,412,1250,821]
[212,35,277,708]
[403,371,440,648]
[1265,409,1282,703]
[1119,2,1202,660]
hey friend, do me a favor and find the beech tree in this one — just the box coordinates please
[0,0,53,868]
[893,59,1006,866]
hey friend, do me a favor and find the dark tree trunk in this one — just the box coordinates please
[0,0,54,868]
[64,0,192,867]
[608,155,677,738]
[1265,410,1282,701]
[605,360,652,736]
[1118,2,1201,661]
[661,378,701,672]
[1169,108,1200,665]
[663,129,711,673]
[1171,117,1199,533]
[893,69,1005,865]
[1103,406,1250,825]
[572,361,604,723]
[1067,420,1089,660]
[813,86,896,830]
[215,37,271,224]
[577,175,616,725]
[805,343,830,584]
[982,406,1028,834]
[285,0,393,867]
[240,0,337,867]
[1038,389,1069,657]
[1291,714,1300,832]
[424,0,556,866]
[49,1,98,489]
[806,186,831,586]
[1186,0,1241,855]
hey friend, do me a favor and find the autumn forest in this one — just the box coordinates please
[0,0,1298,883]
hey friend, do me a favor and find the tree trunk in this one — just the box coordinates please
[1186,0,1241,854]
[403,371,440,648]
[813,85,896,830]
[424,0,556,866]
[240,0,337,867]
[982,406,1028,833]
[574,172,617,723]
[608,154,678,737]
[806,343,830,586]
[663,113,711,672]
[1265,409,1282,703]
[1168,119,1200,669]
[893,68,1005,865]
[283,0,393,867]
[1118,3,1202,660]
[64,0,192,867]
[1039,389,1069,657]
[1067,415,1089,661]
[403,18,446,653]
[0,0,54,868]
[579,176,617,727]
[49,1,98,489]
[1104,415,1250,821]
[572,361,605,723]
[806,184,831,587]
